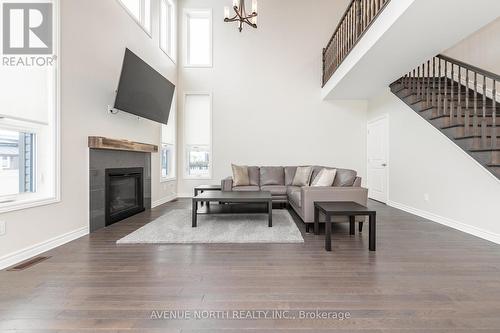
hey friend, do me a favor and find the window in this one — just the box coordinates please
[0,0,59,213]
[160,0,176,61]
[183,9,212,67]
[0,129,35,197]
[161,94,176,180]
[118,0,152,34]
[184,94,212,178]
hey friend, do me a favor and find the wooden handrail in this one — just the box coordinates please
[437,54,500,82]
[322,0,391,87]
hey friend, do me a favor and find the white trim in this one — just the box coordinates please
[116,0,152,38]
[0,226,89,271]
[152,194,177,208]
[0,0,62,213]
[182,8,213,68]
[159,0,177,64]
[177,192,193,198]
[367,114,390,203]
[182,92,213,180]
[387,200,500,245]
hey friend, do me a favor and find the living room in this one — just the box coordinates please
[1,0,500,331]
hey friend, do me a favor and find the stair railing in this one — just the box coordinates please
[402,55,498,149]
[322,0,391,87]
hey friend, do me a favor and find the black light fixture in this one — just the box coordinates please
[224,0,258,32]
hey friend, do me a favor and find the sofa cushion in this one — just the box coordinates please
[232,164,250,186]
[292,166,313,186]
[287,185,300,196]
[260,167,285,186]
[289,190,302,208]
[260,185,287,196]
[333,169,357,187]
[284,167,297,186]
[248,166,260,186]
[233,185,260,192]
[310,166,324,185]
[311,168,337,187]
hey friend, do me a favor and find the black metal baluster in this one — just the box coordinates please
[482,76,487,147]
[493,80,497,149]
[427,60,431,107]
[457,66,462,124]
[450,63,455,120]
[444,61,448,116]
[464,69,470,136]
[474,72,478,136]
[438,58,442,116]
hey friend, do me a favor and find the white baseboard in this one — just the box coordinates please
[0,226,89,271]
[177,193,193,198]
[152,194,177,208]
[387,200,500,245]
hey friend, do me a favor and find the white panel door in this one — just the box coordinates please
[367,116,389,203]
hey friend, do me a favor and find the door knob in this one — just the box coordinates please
[381,163,387,167]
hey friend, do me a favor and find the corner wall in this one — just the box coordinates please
[368,90,500,244]
[177,0,367,196]
[0,0,178,268]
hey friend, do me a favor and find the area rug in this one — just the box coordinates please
[116,209,304,244]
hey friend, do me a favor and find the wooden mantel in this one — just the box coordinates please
[88,136,158,153]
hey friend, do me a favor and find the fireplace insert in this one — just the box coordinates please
[105,167,145,227]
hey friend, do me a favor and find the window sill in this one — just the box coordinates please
[184,176,212,180]
[183,64,213,69]
[0,196,60,214]
[161,177,177,183]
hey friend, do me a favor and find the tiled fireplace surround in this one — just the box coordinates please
[89,137,156,233]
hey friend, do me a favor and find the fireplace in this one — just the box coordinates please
[105,167,145,227]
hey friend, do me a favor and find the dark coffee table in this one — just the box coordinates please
[192,191,273,228]
[314,201,376,252]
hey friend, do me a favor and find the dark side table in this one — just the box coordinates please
[194,185,222,207]
[314,201,376,252]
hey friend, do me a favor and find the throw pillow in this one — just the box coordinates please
[232,164,250,187]
[311,168,337,187]
[292,166,313,186]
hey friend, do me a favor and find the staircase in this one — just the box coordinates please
[390,55,499,180]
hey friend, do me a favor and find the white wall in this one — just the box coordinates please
[177,0,367,196]
[444,17,500,74]
[0,0,178,266]
[367,90,500,244]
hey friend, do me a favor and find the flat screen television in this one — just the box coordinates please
[114,48,175,125]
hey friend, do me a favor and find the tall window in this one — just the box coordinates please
[0,0,59,212]
[161,94,176,180]
[118,0,152,34]
[160,0,176,61]
[183,9,212,67]
[184,94,212,179]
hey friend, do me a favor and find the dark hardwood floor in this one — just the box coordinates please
[1,199,500,332]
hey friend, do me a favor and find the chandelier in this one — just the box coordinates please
[224,0,258,32]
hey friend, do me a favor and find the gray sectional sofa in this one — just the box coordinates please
[222,166,368,224]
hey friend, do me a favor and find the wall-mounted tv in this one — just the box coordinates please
[114,48,175,125]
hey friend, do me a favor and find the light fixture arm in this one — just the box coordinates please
[224,0,258,32]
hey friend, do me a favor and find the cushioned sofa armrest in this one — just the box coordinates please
[300,187,369,222]
[221,177,234,191]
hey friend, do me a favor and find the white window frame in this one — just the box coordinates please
[183,9,213,68]
[0,0,61,214]
[160,143,176,181]
[117,0,152,37]
[161,109,177,182]
[160,0,176,63]
[183,92,212,180]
